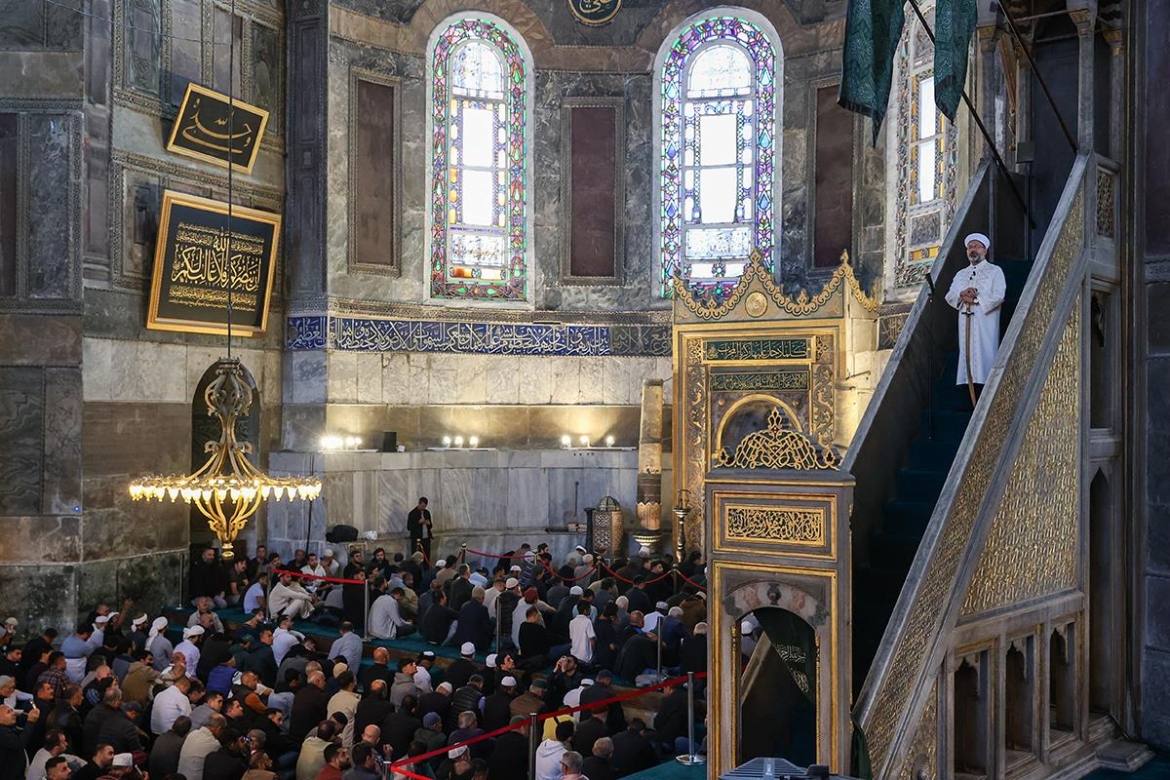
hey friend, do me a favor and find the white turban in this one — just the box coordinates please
[964,233,991,252]
[148,616,169,639]
[182,625,204,639]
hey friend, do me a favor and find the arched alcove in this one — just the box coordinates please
[739,606,818,765]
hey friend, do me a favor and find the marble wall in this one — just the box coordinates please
[264,449,672,562]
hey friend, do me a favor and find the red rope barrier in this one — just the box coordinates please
[673,568,708,592]
[464,547,600,583]
[278,569,365,585]
[386,670,708,774]
[599,562,674,587]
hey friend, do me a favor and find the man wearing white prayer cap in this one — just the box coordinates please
[946,232,1006,402]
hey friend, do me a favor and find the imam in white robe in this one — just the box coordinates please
[945,260,1007,385]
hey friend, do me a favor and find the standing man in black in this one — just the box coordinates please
[407,497,434,562]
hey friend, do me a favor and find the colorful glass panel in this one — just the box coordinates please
[430,18,528,300]
[660,15,777,299]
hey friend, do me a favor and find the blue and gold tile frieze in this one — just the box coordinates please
[285,315,671,357]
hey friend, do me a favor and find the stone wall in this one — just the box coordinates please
[264,448,671,562]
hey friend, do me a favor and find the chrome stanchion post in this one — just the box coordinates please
[528,713,539,780]
[656,621,663,682]
[675,671,705,765]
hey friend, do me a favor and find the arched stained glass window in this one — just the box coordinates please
[428,16,532,301]
[656,12,782,299]
[890,4,959,290]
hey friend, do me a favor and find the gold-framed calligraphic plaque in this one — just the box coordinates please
[147,190,280,337]
[568,0,621,25]
[166,83,270,174]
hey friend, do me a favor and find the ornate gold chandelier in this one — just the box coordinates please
[129,358,321,559]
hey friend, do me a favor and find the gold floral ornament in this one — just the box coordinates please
[717,407,840,470]
[129,358,322,559]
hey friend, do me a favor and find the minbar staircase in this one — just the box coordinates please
[852,256,1032,689]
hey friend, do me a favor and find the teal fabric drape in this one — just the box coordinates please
[838,0,907,144]
[932,0,978,121]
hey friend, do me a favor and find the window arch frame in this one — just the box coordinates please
[425,13,535,304]
[653,7,785,300]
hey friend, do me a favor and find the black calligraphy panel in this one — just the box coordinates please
[166,83,269,174]
[147,190,280,336]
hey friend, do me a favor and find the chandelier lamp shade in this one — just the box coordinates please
[128,358,321,559]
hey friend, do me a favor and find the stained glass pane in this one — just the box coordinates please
[685,226,752,258]
[698,114,737,165]
[462,170,494,225]
[687,45,753,97]
[918,77,935,139]
[461,106,495,167]
[452,41,504,98]
[451,232,506,266]
[917,140,936,202]
[697,168,737,223]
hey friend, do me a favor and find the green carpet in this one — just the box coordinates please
[624,760,708,780]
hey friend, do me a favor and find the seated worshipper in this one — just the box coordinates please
[572,708,609,762]
[189,547,228,609]
[174,625,205,679]
[187,597,226,634]
[368,586,416,640]
[269,570,317,620]
[289,671,331,743]
[379,694,421,759]
[488,715,531,780]
[449,676,485,732]
[60,625,98,684]
[327,670,361,748]
[449,566,475,612]
[388,659,421,715]
[516,606,555,669]
[652,678,700,752]
[414,650,437,693]
[243,573,268,614]
[680,621,707,678]
[354,680,393,741]
[226,558,251,607]
[328,621,364,670]
[295,719,338,780]
[147,617,173,672]
[341,570,369,631]
[494,579,522,652]
[301,552,331,596]
[448,588,491,653]
[481,676,517,732]
[546,655,583,708]
[534,720,574,780]
[413,710,447,759]
[447,709,486,760]
[419,590,458,645]
[444,644,480,693]
[149,715,191,779]
[272,615,306,665]
[150,674,192,735]
[119,651,159,707]
[945,232,1007,403]
[240,625,279,688]
[591,603,621,670]
[202,727,251,779]
[562,677,592,712]
[583,736,616,780]
[189,690,224,730]
[28,727,81,780]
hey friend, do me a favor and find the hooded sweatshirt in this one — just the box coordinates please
[534,738,568,780]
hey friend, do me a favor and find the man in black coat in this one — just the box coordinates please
[573,708,610,760]
[444,645,480,692]
[450,590,492,653]
[579,670,627,733]
[652,681,695,750]
[610,718,657,778]
[288,670,330,743]
[406,497,433,561]
[487,716,530,780]
[481,676,516,732]
[202,727,248,780]
[0,703,40,780]
[189,547,227,608]
[96,701,145,755]
[354,680,394,739]
[149,715,190,779]
[379,694,420,759]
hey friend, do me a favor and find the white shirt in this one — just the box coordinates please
[273,627,302,665]
[413,665,433,694]
[568,614,596,664]
[243,582,265,612]
[946,259,1007,385]
[328,631,364,669]
[269,582,313,618]
[174,639,201,675]
[368,594,409,640]
[151,682,192,734]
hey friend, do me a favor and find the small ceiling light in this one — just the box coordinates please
[320,435,343,451]
[561,434,572,448]
[579,435,590,447]
[469,436,479,448]
[605,435,615,447]
[442,436,452,448]
[454,435,464,448]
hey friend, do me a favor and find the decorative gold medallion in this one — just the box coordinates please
[745,290,768,318]
[569,0,620,26]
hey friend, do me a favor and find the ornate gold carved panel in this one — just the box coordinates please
[961,299,1081,616]
[727,505,825,545]
[900,677,939,780]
